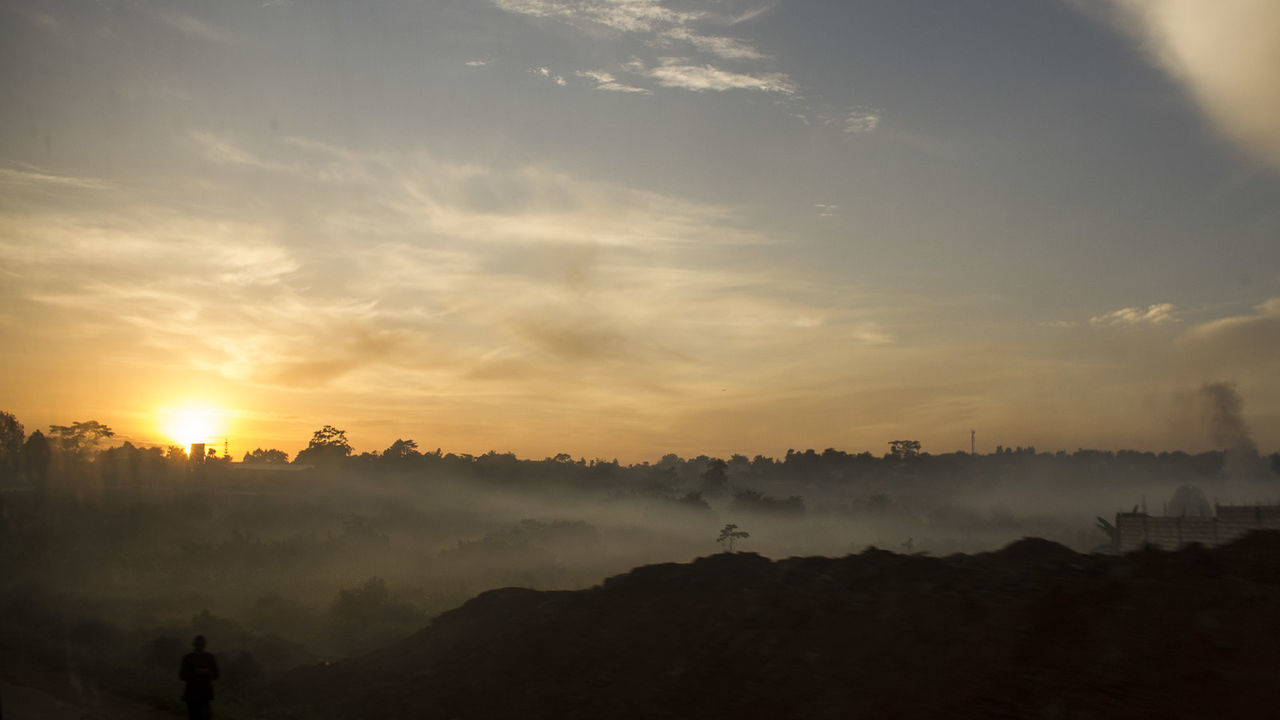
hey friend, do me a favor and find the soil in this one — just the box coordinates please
[276,532,1280,719]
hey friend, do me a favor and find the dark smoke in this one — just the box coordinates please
[1200,381,1261,480]
[1200,381,1257,453]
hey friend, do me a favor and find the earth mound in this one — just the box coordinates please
[276,533,1280,719]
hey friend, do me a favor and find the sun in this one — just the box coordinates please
[158,406,227,450]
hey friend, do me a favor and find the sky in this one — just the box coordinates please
[1,0,1278,462]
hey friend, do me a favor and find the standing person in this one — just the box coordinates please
[179,635,219,720]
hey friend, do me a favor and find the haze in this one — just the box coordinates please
[2,0,1279,461]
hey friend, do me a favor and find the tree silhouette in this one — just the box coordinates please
[887,439,921,461]
[311,425,351,451]
[701,458,728,493]
[21,429,51,491]
[0,411,23,482]
[243,448,289,464]
[717,523,749,552]
[296,425,353,465]
[47,420,114,457]
[382,439,419,460]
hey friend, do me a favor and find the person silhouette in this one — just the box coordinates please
[179,635,220,720]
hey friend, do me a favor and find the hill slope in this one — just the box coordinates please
[277,534,1280,719]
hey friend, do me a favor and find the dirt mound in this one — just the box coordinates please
[276,533,1280,719]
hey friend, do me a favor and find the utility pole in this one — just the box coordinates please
[971,430,975,456]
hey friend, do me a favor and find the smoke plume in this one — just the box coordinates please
[1199,381,1263,481]
[1200,381,1256,453]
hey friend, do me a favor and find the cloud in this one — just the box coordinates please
[492,0,700,33]
[851,322,894,346]
[0,166,110,191]
[1089,302,1179,327]
[844,108,882,134]
[494,0,804,104]
[9,5,59,30]
[253,327,409,387]
[646,59,794,93]
[1087,0,1280,169]
[190,131,289,170]
[465,59,491,67]
[727,4,775,26]
[140,5,235,44]
[533,66,567,85]
[661,27,767,60]
[0,205,308,388]
[1178,298,1280,362]
[516,316,631,361]
[811,203,838,218]
[9,127,964,461]
[0,129,810,407]
[0,211,299,292]
[575,70,650,93]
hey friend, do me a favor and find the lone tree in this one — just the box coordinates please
[717,523,749,552]
[48,420,115,458]
[296,425,353,465]
[887,439,921,461]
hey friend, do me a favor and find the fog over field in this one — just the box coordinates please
[1,379,1279,717]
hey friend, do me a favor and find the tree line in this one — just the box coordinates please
[2,410,1278,494]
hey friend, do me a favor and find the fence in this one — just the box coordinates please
[1116,505,1280,551]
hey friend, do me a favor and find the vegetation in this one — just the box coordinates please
[717,523,750,552]
[243,448,290,464]
[0,408,1278,716]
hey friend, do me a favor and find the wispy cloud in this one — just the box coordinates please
[575,70,650,93]
[492,0,699,33]
[727,4,775,26]
[852,321,894,346]
[190,131,288,170]
[1089,302,1179,327]
[140,5,235,44]
[8,5,59,30]
[5,122,955,457]
[844,107,882,134]
[0,130,809,405]
[533,66,567,85]
[493,0,798,97]
[661,27,767,60]
[465,59,491,67]
[0,166,110,191]
[646,59,794,93]
[812,203,839,217]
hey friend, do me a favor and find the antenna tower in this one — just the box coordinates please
[971,429,975,456]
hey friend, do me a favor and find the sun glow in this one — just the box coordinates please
[159,406,227,450]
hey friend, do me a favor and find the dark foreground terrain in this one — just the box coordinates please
[277,532,1280,720]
